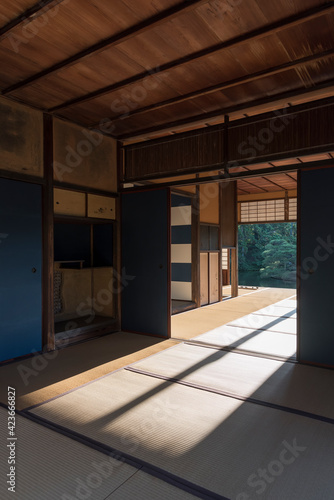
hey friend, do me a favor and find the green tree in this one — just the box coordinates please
[238,222,297,278]
[260,238,296,280]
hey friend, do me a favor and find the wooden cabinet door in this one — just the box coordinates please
[200,252,209,306]
[209,253,219,304]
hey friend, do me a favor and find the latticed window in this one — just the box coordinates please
[239,198,297,223]
[222,248,229,270]
[288,198,297,221]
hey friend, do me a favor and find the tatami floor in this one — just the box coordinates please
[2,288,334,499]
[172,286,296,340]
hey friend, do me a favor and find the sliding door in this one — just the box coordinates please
[121,189,170,337]
[299,167,334,365]
[0,179,42,362]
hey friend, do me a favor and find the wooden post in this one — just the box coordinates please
[42,113,55,351]
[115,141,123,330]
[223,114,229,175]
[231,180,238,297]
[167,189,171,338]
[231,248,239,297]
[117,141,124,190]
[220,179,238,297]
[218,183,223,301]
[285,190,289,221]
[192,185,201,307]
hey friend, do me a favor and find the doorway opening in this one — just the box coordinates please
[238,222,297,289]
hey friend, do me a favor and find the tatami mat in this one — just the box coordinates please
[192,325,296,359]
[0,408,137,500]
[227,314,296,334]
[28,369,334,499]
[172,288,296,340]
[255,305,297,319]
[130,343,334,420]
[1,407,203,500]
[1,287,303,498]
[0,332,178,410]
[275,298,297,308]
[105,471,199,500]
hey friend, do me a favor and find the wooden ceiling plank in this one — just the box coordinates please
[299,152,333,162]
[261,175,289,190]
[239,178,269,193]
[121,159,334,187]
[117,80,334,140]
[271,158,302,166]
[285,173,298,181]
[40,2,334,112]
[0,0,67,39]
[99,48,334,123]
[237,186,251,194]
[1,0,207,95]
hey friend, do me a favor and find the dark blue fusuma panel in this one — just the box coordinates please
[121,189,169,337]
[0,178,42,362]
[299,167,334,365]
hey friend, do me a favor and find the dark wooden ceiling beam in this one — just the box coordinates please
[284,173,299,182]
[117,80,334,140]
[120,159,334,192]
[0,0,67,40]
[45,2,334,112]
[239,179,269,192]
[237,186,252,194]
[101,49,334,124]
[1,0,207,95]
[261,176,289,190]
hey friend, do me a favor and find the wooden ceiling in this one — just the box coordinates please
[143,152,334,195]
[1,0,334,145]
[235,152,334,194]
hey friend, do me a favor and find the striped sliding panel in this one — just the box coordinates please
[171,194,192,301]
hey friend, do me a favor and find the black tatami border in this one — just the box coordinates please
[0,405,228,500]
[125,366,334,426]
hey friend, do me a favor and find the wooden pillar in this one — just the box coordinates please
[192,185,201,307]
[284,190,289,221]
[231,248,238,297]
[232,180,238,297]
[218,183,223,301]
[115,141,123,329]
[42,113,55,351]
[117,141,124,190]
[220,179,238,297]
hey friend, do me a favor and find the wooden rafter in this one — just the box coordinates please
[284,173,299,183]
[0,0,67,39]
[237,186,251,194]
[101,49,334,123]
[43,2,334,113]
[118,81,334,140]
[1,0,207,95]
[239,179,269,193]
[120,159,334,191]
[262,176,289,190]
